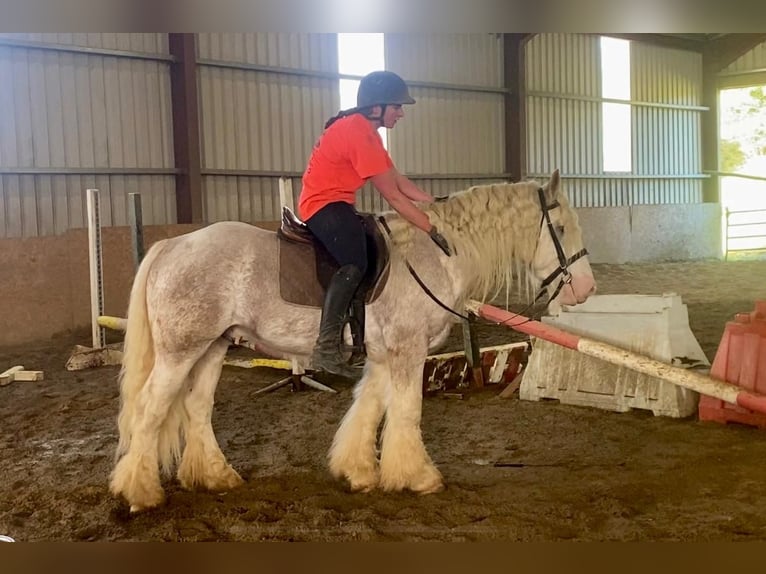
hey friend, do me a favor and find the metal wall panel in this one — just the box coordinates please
[0,174,175,237]
[390,87,504,176]
[197,34,339,221]
[198,67,335,173]
[526,33,601,96]
[203,176,302,223]
[526,34,602,189]
[631,42,702,204]
[525,34,703,208]
[384,34,505,177]
[197,33,337,72]
[632,43,701,106]
[0,33,169,54]
[722,40,766,74]
[552,178,702,208]
[0,48,173,170]
[526,97,602,178]
[0,35,175,237]
[384,33,503,87]
[199,34,507,221]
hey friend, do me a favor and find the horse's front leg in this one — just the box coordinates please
[378,341,444,494]
[328,359,388,492]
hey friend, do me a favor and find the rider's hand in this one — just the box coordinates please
[429,226,452,256]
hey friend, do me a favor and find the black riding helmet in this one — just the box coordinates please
[357,71,416,108]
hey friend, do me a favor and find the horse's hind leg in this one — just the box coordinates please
[378,342,444,494]
[328,359,387,492]
[177,338,244,492]
[110,352,199,512]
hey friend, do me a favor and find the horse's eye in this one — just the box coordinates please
[555,225,565,236]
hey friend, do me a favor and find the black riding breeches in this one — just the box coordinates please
[305,201,369,277]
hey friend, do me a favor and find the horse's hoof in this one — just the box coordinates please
[411,468,445,494]
[348,476,379,493]
[212,468,245,491]
[380,464,444,494]
[416,480,445,495]
[127,493,165,513]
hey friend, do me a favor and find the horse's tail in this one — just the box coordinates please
[114,239,169,463]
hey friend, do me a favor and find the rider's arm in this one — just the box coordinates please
[371,168,432,233]
[393,169,434,203]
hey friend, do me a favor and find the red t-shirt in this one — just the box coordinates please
[298,113,393,221]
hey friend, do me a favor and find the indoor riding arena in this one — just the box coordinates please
[2,33,766,542]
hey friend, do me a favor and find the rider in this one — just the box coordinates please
[298,70,452,379]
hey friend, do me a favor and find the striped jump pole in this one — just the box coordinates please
[466,300,766,415]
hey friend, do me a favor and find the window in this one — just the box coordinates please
[600,37,632,172]
[337,33,386,145]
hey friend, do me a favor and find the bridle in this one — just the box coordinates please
[379,186,588,324]
[533,186,588,308]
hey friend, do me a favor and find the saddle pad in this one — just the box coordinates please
[278,238,328,308]
[277,216,391,308]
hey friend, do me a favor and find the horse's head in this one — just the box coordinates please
[529,169,596,312]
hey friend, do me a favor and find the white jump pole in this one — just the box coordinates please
[86,188,106,349]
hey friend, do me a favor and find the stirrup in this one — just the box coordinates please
[345,344,367,367]
[311,349,364,380]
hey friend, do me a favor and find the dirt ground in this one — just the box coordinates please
[1,260,765,542]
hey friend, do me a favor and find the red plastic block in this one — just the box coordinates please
[699,301,766,429]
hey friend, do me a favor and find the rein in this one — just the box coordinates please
[378,216,471,321]
[378,187,588,325]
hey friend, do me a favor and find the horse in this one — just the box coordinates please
[109,169,596,512]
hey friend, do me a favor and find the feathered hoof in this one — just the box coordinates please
[177,461,244,492]
[205,466,245,492]
[109,482,165,514]
[414,476,445,495]
[380,465,444,495]
[110,457,165,512]
[346,472,380,493]
[129,496,165,514]
[330,462,379,493]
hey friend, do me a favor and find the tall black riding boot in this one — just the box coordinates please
[311,264,364,379]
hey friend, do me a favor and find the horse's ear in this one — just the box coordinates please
[543,169,560,202]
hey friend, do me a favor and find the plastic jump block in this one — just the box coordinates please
[699,300,766,429]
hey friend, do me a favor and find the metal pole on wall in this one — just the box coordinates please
[278,177,294,211]
[128,192,145,269]
[86,188,106,349]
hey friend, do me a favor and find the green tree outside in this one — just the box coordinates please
[720,139,746,172]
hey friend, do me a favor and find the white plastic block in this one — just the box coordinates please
[520,293,708,418]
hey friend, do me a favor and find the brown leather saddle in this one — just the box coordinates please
[277,207,390,308]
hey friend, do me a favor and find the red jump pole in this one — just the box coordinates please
[467,300,766,416]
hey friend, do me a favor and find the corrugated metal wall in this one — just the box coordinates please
[631,43,703,204]
[385,34,505,187]
[526,33,602,182]
[196,33,508,221]
[196,33,338,223]
[0,33,175,237]
[525,33,704,207]
[1,33,713,236]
